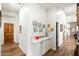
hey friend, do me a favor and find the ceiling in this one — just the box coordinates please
[39,3,76,10]
[2,3,76,13]
[2,3,23,13]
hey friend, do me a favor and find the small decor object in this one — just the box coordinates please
[60,24,63,32]
[50,27,54,32]
[47,24,54,32]
[48,27,53,32]
[35,36,39,40]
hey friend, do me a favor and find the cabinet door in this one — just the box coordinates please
[48,39,52,49]
[42,41,47,55]
[45,40,49,52]
[42,39,52,55]
[31,43,42,56]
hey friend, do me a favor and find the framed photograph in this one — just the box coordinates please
[43,24,45,28]
[19,25,22,33]
[60,24,63,32]
[0,11,1,27]
[39,28,42,32]
[38,23,41,27]
[33,27,38,32]
[33,21,37,26]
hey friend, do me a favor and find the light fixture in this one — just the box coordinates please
[11,3,16,5]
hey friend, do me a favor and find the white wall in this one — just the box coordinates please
[19,4,47,55]
[47,9,57,50]
[1,11,19,44]
[47,9,66,49]
[56,10,66,47]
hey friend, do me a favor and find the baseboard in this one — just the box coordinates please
[19,44,31,56]
[51,47,56,50]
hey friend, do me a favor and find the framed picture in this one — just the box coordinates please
[34,27,38,32]
[38,23,41,27]
[0,11,1,27]
[19,25,22,33]
[60,24,63,32]
[39,28,42,32]
[43,24,45,28]
[33,21,37,26]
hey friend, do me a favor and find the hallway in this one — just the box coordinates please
[43,36,76,56]
[1,3,77,56]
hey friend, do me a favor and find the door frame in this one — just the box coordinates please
[56,22,59,49]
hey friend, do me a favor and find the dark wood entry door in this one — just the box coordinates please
[4,23,14,44]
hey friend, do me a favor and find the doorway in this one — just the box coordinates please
[69,22,76,36]
[4,23,14,44]
[56,22,59,49]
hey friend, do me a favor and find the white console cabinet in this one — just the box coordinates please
[31,36,52,56]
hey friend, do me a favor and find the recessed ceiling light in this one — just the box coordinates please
[11,3,16,5]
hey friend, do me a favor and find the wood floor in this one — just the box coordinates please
[43,36,76,56]
[1,43,26,56]
[1,36,76,56]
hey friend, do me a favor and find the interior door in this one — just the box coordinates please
[56,22,59,49]
[4,23,14,44]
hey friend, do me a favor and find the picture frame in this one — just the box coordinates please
[39,28,42,32]
[19,25,22,33]
[38,23,41,27]
[33,21,37,26]
[60,24,63,32]
[43,24,45,28]
[33,27,38,32]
